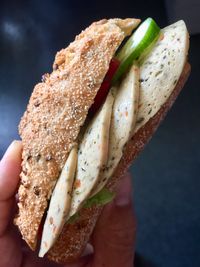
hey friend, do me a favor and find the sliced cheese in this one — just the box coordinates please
[68,91,114,218]
[91,21,189,197]
[134,20,189,132]
[39,146,78,257]
[91,65,139,196]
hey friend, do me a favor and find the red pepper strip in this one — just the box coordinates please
[104,58,120,82]
[89,58,120,114]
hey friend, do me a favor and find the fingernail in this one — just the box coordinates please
[81,243,94,257]
[114,173,132,207]
[3,141,22,160]
[10,140,22,148]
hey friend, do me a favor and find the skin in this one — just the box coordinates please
[0,141,136,267]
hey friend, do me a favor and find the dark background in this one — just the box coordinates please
[0,0,200,266]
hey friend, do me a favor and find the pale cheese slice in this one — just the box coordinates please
[39,146,78,257]
[134,20,189,132]
[68,91,114,218]
[91,65,139,196]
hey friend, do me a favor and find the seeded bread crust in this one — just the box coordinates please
[47,63,190,264]
[15,18,140,250]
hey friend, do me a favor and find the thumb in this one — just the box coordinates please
[92,173,136,267]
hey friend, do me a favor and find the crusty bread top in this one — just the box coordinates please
[15,18,140,250]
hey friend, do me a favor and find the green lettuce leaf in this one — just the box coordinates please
[67,212,80,224]
[67,188,115,224]
[83,188,115,208]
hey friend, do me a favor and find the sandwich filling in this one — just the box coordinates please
[39,19,189,257]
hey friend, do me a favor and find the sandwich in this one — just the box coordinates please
[14,17,190,264]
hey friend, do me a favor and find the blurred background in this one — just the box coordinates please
[0,0,200,266]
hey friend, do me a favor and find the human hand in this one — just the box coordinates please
[0,141,136,267]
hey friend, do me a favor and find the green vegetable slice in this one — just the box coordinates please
[67,188,115,224]
[84,188,115,208]
[67,213,80,224]
[112,17,161,84]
